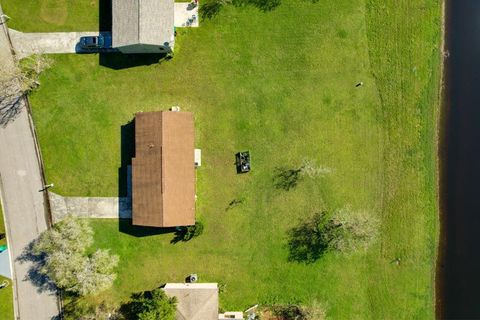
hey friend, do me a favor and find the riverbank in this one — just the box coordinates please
[435,0,448,317]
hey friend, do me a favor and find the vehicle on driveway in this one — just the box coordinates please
[79,35,105,50]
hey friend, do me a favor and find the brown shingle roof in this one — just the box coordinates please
[132,111,195,227]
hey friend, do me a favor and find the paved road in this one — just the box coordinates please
[0,6,60,320]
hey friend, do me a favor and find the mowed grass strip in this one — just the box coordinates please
[25,0,441,318]
[364,0,441,318]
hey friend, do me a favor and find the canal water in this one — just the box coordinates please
[438,0,480,318]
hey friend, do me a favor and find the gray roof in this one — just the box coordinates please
[164,283,219,320]
[112,0,174,48]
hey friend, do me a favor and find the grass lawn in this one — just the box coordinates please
[0,205,14,320]
[1,0,100,32]
[12,0,442,317]
[0,204,6,248]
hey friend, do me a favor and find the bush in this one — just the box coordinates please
[183,221,204,241]
[171,221,204,243]
[270,301,327,320]
[121,288,177,320]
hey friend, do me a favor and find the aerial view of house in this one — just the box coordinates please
[0,0,475,319]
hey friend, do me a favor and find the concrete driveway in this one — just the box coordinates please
[9,29,101,58]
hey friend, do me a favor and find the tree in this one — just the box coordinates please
[33,214,93,255]
[123,288,177,320]
[331,207,379,252]
[0,54,51,126]
[287,209,379,263]
[33,215,119,295]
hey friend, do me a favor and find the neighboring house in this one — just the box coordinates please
[112,0,175,53]
[132,111,195,227]
[164,283,244,320]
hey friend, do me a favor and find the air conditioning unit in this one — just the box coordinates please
[188,273,198,283]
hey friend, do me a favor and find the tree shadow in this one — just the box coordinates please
[225,198,243,211]
[239,0,281,12]
[16,241,58,293]
[200,1,225,19]
[0,96,24,128]
[273,166,303,191]
[99,53,169,70]
[286,212,339,264]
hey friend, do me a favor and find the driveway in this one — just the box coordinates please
[9,29,102,59]
[0,5,60,319]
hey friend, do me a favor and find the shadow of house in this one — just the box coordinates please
[118,219,176,237]
[99,0,113,32]
[119,120,135,198]
[117,120,144,235]
[100,52,168,70]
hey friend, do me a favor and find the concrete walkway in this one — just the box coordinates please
[0,5,60,319]
[9,29,100,58]
[49,192,131,223]
[174,3,199,27]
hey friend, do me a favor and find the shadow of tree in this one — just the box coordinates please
[225,198,243,211]
[16,241,57,293]
[200,1,225,19]
[200,0,281,20]
[287,212,341,263]
[273,166,303,191]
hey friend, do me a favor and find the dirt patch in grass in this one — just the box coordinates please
[40,0,68,25]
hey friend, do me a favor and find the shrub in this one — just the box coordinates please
[171,221,205,243]
[121,288,177,320]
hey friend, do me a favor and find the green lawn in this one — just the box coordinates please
[0,204,6,248]
[10,0,441,318]
[1,0,99,32]
[0,205,14,320]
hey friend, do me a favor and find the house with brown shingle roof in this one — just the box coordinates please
[132,111,195,227]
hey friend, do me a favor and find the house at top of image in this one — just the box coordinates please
[132,111,196,227]
[112,0,175,53]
